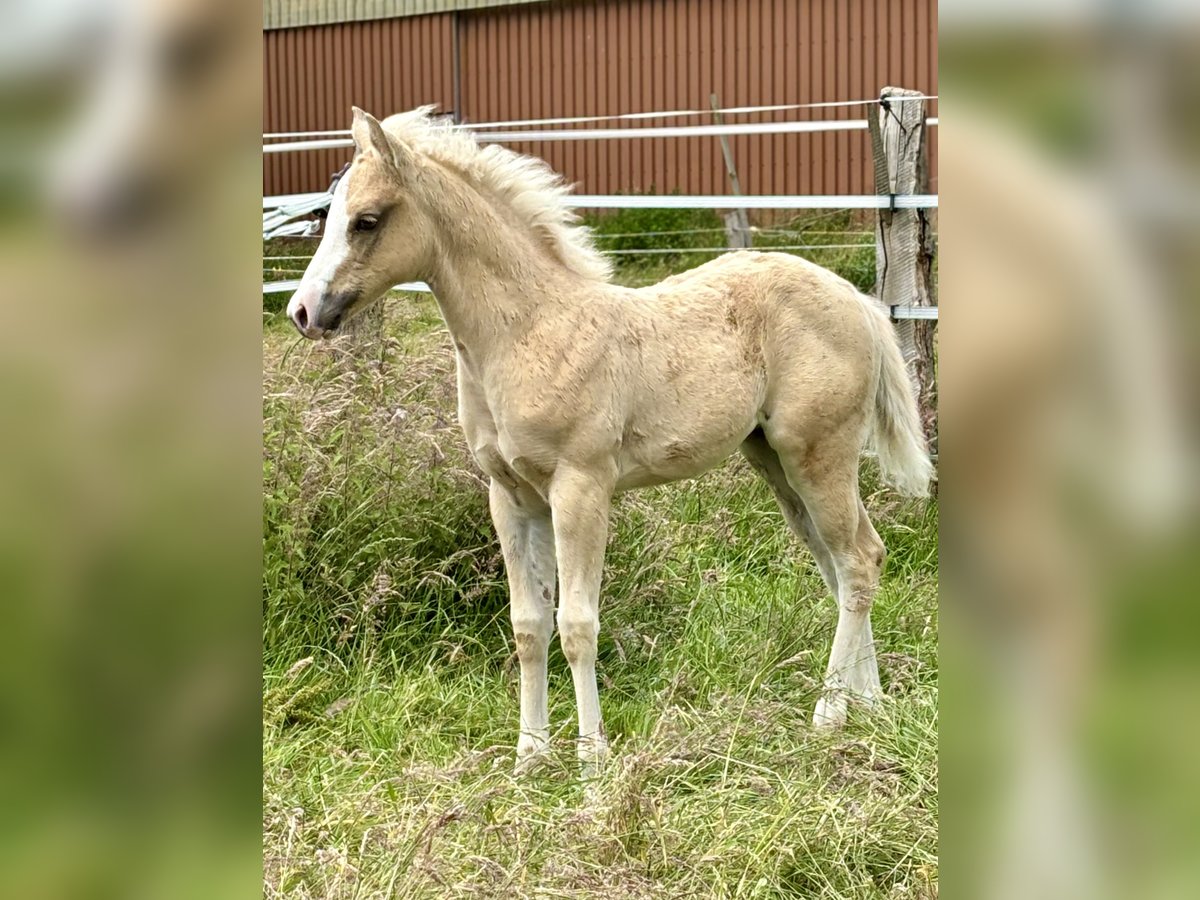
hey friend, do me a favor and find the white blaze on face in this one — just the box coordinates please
[286,175,354,338]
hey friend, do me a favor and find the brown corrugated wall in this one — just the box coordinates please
[264,0,937,200]
[263,15,455,198]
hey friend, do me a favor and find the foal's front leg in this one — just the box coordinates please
[489,480,556,772]
[548,465,614,775]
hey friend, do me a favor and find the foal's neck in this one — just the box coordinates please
[422,176,595,363]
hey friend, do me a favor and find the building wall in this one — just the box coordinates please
[264,0,937,200]
[263,15,455,198]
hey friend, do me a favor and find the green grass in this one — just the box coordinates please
[262,232,938,898]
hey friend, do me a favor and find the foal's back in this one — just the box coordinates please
[625,251,871,373]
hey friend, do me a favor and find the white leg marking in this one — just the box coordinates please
[489,481,556,772]
[549,466,614,776]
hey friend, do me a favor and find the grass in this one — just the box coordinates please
[262,221,938,898]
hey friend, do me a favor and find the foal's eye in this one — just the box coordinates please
[354,215,379,233]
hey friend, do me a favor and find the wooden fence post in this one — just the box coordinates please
[710,93,752,249]
[869,86,937,451]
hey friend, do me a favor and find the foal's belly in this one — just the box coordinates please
[615,367,765,490]
[615,415,757,491]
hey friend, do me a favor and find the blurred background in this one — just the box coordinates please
[0,0,263,896]
[0,0,1197,896]
[939,1,1200,897]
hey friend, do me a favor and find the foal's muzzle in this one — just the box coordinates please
[287,287,359,339]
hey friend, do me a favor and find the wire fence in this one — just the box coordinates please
[262,228,891,252]
[264,117,939,153]
[265,243,874,263]
[263,96,939,323]
[264,192,938,211]
[264,96,937,140]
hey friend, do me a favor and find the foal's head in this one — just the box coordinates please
[288,108,436,338]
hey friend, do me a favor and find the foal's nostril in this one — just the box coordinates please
[294,304,308,330]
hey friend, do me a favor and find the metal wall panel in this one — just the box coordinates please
[264,0,938,202]
[263,16,455,198]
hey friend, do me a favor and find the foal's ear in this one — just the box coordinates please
[350,107,411,171]
[351,107,390,157]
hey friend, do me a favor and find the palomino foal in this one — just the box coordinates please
[288,107,932,774]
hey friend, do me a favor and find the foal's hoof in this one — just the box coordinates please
[814,687,886,728]
[813,695,848,729]
[578,737,610,781]
[514,749,552,776]
[514,733,552,776]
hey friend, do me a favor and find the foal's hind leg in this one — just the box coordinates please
[808,476,887,727]
[741,431,839,598]
[763,432,887,728]
[851,499,885,700]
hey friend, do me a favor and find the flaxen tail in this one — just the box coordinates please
[862,298,934,497]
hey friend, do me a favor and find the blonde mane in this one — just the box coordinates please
[381,106,612,283]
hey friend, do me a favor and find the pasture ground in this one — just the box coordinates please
[262,223,938,899]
